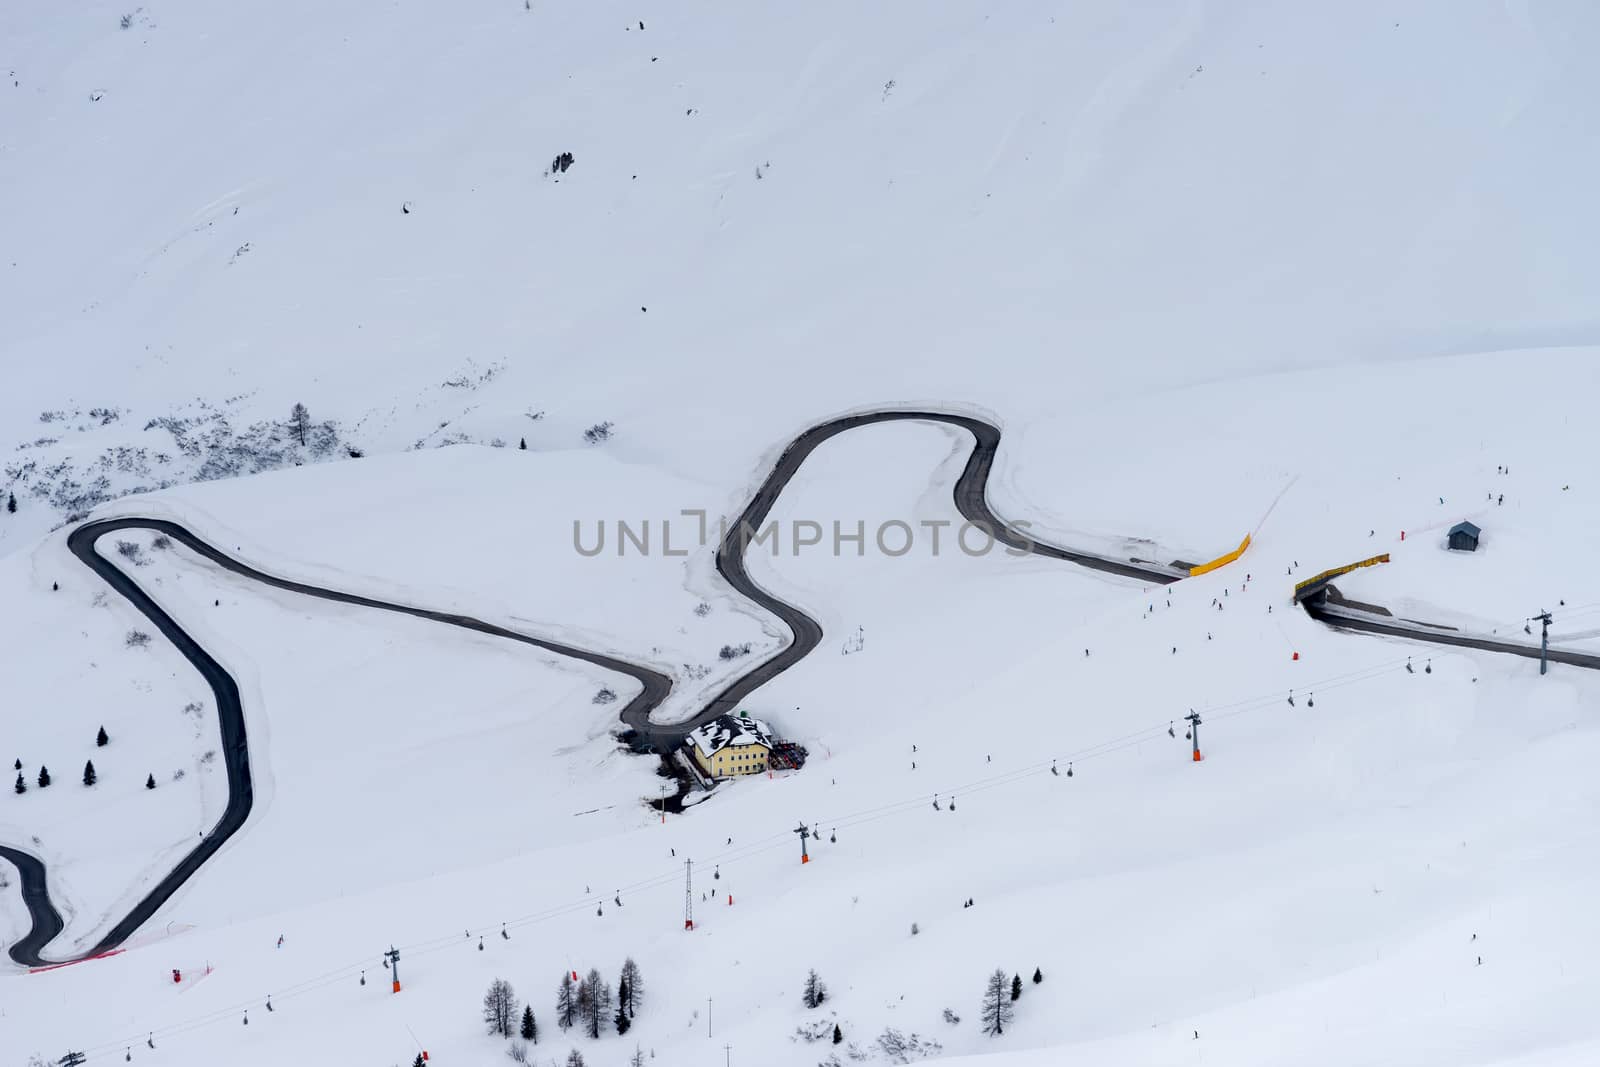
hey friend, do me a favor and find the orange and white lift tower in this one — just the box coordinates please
[385,945,402,993]
[1185,709,1204,763]
[794,821,812,864]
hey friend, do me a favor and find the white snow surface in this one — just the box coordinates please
[3,1,1600,1065]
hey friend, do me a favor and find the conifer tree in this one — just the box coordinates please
[1032,967,1043,984]
[579,968,610,1039]
[981,969,1013,1036]
[6,492,15,514]
[556,972,577,1030]
[14,773,24,794]
[833,1024,843,1045]
[82,760,96,786]
[482,978,517,1038]
[37,765,50,788]
[97,726,109,747]
[619,957,642,1016]
[614,1005,630,1035]
[1011,974,1023,1001]
[146,773,156,790]
[288,403,311,446]
[520,1004,537,1043]
[803,968,828,1009]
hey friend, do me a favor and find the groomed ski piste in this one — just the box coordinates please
[5,1,1600,1064]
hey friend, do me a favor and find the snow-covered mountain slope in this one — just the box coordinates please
[4,0,1600,1064]
[5,0,1600,547]
[5,351,1600,1065]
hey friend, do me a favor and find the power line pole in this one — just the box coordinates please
[725,1042,733,1066]
[1531,610,1553,676]
[707,996,713,1038]
[794,821,811,864]
[1185,709,1203,763]
[684,858,695,930]
[384,945,401,993]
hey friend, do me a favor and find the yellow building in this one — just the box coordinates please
[686,713,773,779]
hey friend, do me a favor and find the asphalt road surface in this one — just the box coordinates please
[4,410,1587,965]
[1303,585,1600,670]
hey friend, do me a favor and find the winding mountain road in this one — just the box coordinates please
[696,411,1186,724]
[2,410,1588,965]
[1301,584,1600,670]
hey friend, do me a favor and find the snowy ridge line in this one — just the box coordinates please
[56,652,1429,1059]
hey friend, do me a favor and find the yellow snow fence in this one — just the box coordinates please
[1292,553,1391,599]
[1188,534,1252,577]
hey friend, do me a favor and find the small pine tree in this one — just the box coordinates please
[14,773,24,794]
[803,969,828,1009]
[833,1024,843,1045]
[12,758,19,770]
[615,1005,631,1035]
[1011,974,1022,1002]
[96,726,109,747]
[520,1004,537,1043]
[565,1050,586,1067]
[82,760,96,786]
[37,766,50,788]
[413,1056,425,1067]
[6,492,16,514]
[630,1045,646,1067]
[1032,967,1043,984]
[519,437,528,450]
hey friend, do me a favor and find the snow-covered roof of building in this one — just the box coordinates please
[687,713,773,758]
